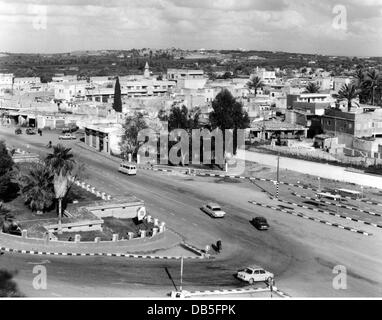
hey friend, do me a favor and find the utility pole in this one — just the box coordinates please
[180,256,184,292]
[318,177,321,193]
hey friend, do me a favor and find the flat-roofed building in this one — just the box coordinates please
[84,123,124,155]
[167,69,205,81]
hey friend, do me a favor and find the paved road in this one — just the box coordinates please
[1,127,381,298]
[238,149,382,189]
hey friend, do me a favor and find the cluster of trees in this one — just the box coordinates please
[335,68,382,112]
[119,89,249,165]
[0,141,14,202]
[0,141,81,235]
[17,145,79,219]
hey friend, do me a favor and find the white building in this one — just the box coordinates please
[52,74,78,82]
[167,69,205,81]
[13,77,41,92]
[252,67,277,85]
[0,73,14,94]
[84,123,124,155]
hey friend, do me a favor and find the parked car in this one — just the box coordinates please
[236,265,274,285]
[62,125,79,134]
[201,202,226,218]
[58,133,77,140]
[15,128,22,135]
[25,128,36,135]
[251,217,270,230]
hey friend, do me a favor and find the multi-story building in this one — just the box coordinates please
[322,107,382,147]
[252,67,276,85]
[167,69,205,81]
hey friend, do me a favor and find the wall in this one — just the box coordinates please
[88,202,144,219]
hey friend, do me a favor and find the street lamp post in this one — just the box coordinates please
[318,177,321,193]
[276,154,280,199]
[180,256,184,292]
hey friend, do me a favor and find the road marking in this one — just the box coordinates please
[248,201,372,236]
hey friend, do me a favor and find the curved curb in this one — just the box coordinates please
[248,201,372,236]
[0,246,207,260]
[173,286,290,298]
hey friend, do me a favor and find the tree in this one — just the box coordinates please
[363,69,381,106]
[45,144,75,176]
[45,144,76,231]
[17,162,55,214]
[353,68,368,104]
[168,106,200,131]
[247,76,264,96]
[120,112,148,159]
[0,141,14,201]
[304,82,321,93]
[113,77,122,112]
[337,83,360,112]
[209,89,250,154]
[0,269,24,297]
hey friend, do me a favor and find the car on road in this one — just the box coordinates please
[58,133,77,140]
[118,162,137,175]
[25,128,36,135]
[251,217,269,230]
[201,202,226,218]
[15,128,22,135]
[236,265,274,285]
[62,125,79,134]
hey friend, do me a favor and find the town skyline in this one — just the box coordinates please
[0,0,381,56]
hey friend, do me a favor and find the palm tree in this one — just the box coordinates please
[337,83,360,112]
[353,68,368,104]
[45,145,75,233]
[353,68,365,88]
[363,69,381,105]
[247,76,264,96]
[45,144,75,176]
[17,163,55,214]
[304,82,321,93]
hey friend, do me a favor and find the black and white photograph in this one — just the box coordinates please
[0,0,381,307]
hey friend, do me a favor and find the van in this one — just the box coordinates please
[118,162,137,175]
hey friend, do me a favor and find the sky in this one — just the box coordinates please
[0,0,382,56]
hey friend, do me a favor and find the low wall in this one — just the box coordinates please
[0,229,166,253]
[88,201,145,219]
[45,219,104,233]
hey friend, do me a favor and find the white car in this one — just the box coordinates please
[202,202,226,218]
[58,133,76,140]
[237,265,274,285]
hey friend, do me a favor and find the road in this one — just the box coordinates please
[1,126,381,298]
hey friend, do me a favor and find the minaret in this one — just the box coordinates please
[144,62,150,78]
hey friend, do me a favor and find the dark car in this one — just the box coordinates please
[251,217,270,230]
[15,128,22,135]
[26,128,36,135]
